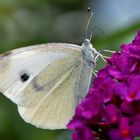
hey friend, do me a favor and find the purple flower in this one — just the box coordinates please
[67,30,140,140]
[132,30,140,45]
[72,126,95,140]
[130,114,140,137]
[104,104,121,125]
[68,93,104,140]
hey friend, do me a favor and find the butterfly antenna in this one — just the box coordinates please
[85,7,93,40]
[89,26,107,41]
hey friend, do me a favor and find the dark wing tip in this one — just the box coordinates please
[1,51,12,57]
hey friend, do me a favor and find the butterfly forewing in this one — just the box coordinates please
[18,61,80,129]
[16,55,82,107]
[0,43,81,105]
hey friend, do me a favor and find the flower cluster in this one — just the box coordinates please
[67,30,140,140]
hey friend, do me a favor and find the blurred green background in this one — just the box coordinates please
[0,0,140,140]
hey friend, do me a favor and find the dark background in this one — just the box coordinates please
[0,0,140,140]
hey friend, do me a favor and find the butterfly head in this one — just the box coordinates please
[82,39,99,67]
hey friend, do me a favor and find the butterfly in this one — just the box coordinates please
[0,38,100,129]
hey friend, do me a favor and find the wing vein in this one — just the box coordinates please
[25,64,77,123]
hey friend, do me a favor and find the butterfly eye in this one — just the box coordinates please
[20,73,30,82]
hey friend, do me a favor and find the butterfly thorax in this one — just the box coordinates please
[82,39,98,67]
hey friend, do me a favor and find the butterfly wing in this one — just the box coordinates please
[0,43,93,129]
[18,60,79,129]
[0,43,82,106]
[17,57,93,129]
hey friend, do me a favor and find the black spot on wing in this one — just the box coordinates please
[20,73,30,82]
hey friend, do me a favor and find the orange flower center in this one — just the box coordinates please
[121,130,129,137]
[129,92,136,98]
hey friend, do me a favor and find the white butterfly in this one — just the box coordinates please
[0,38,100,129]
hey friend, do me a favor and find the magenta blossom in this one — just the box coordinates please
[67,30,140,140]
